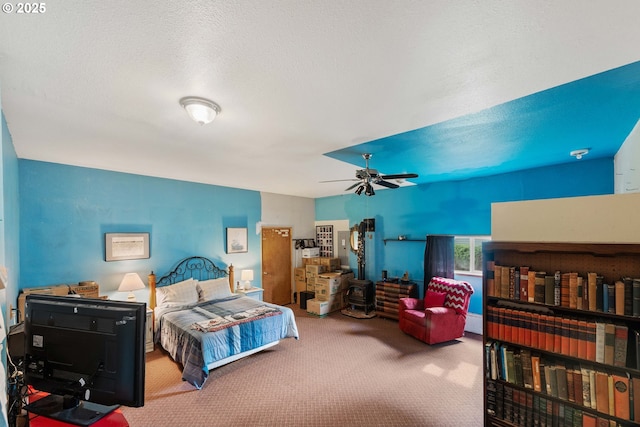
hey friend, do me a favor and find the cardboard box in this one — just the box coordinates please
[317,271,354,292]
[306,298,330,317]
[318,257,341,270]
[294,278,306,292]
[18,283,100,322]
[302,257,320,266]
[305,265,326,276]
[307,293,346,315]
[315,274,342,298]
[302,248,320,258]
[69,283,99,298]
[329,291,347,311]
[294,267,306,281]
[306,277,317,291]
[315,285,346,306]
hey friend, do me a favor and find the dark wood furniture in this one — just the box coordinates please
[375,281,418,320]
[483,241,640,427]
[346,279,375,314]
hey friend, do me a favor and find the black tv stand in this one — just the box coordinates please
[25,393,119,426]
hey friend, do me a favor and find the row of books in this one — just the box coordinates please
[486,305,635,368]
[487,379,631,427]
[486,341,640,422]
[486,262,640,317]
[485,341,640,421]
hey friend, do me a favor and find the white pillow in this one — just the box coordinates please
[156,278,199,306]
[197,277,232,301]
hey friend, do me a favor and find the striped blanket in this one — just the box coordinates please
[191,305,282,332]
[156,295,298,388]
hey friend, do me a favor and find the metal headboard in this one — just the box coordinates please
[156,256,229,287]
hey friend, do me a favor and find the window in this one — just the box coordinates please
[454,235,490,275]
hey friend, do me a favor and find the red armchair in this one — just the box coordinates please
[398,276,474,345]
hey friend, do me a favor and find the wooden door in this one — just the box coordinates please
[261,227,292,305]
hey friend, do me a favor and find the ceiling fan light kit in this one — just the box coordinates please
[180,96,221,125]
[322,153,418,196]
[570,148,589,160]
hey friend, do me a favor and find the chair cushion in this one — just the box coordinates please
[424,290,446,308]
[427,277,474,315]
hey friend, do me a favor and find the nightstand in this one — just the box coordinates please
[236,287,264,301]
[146,308,154,353]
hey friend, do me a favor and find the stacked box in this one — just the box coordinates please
[318,257,341,271]
[327,292,346,312]
[315,273,342,299]
[294,267,306,281]
[305,265,326,280]
[306,292,347,317]
[306,276,317,292]
[305,265,326,293]
[307,298,330,317]
[69,283,99,298]
[302,248,320,258]
[324,271,353,287]
[302,257,320,266]
[18,282,100,322]
[294,267,307,292]
[294,278,306,292]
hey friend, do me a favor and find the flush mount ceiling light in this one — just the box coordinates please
[570,148,589,160]
[179,96,221,125]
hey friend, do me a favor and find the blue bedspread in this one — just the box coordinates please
[155,295,299,388]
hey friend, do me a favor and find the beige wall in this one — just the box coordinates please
[492,192,640,243]
[260,192,316,302]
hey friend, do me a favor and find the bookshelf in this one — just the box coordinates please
[483,242,640,427]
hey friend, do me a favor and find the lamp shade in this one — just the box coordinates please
[179,96,221,125]
[240,270,254,281]
[118,273,145,301]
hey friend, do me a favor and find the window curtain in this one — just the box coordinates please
[424,235,454,294]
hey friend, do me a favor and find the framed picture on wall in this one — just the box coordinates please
[226,228,248,253]
[105,233,150,261]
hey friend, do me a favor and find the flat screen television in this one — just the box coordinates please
[23,294,146,426]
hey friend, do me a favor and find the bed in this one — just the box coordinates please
[150,256,299,389]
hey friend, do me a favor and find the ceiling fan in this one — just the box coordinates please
[322,153,418,196]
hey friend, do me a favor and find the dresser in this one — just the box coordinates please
[375,281,418,320]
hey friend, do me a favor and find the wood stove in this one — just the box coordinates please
[346,279,374,314]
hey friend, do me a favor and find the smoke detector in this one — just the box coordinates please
[570,149,589,160]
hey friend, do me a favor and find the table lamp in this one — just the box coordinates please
[240,269,254,290]
[118,272,145,301]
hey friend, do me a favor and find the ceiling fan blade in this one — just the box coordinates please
[375,180,399,189]
[380,173,418,180]
[319,178,359,183]
[345,182,362,191]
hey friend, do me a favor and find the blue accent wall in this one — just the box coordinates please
[19,160,262,298]
[316,157,614,314]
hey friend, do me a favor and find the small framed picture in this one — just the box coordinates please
[105,233,150,261]
[226,228,248,253]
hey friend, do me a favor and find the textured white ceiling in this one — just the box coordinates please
[1,1,639,198]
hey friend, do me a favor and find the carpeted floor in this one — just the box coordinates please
[121,304,484,426]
